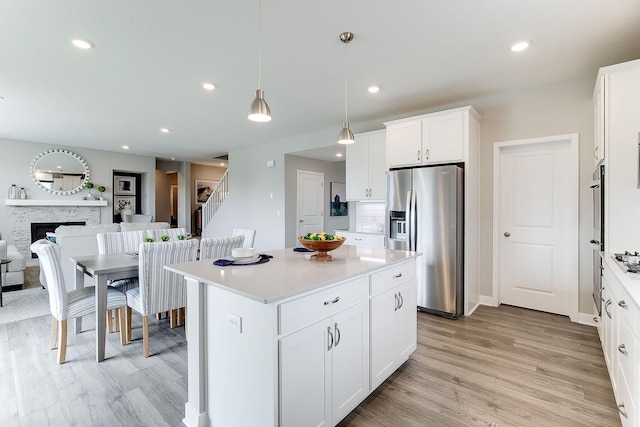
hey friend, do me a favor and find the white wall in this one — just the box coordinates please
[1,138,156,243]
[204,73,597,314]
[284,155,349,247]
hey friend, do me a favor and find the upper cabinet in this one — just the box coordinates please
[596,59,640,252]
[385,106,479,168]
[346,130,387,201]
[593,74,607,166]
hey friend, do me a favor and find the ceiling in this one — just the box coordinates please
[2,1,640,164]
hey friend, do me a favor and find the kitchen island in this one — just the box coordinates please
[166,245,419,427]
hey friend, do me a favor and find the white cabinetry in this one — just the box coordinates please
[334,230,385,249]
[596,59,640,251]
[346,130,386,201]
[370,262,417,389]
[385,106,479,168]
[593,73,606,166]
[280,300,369,427]
[601,258,639,426]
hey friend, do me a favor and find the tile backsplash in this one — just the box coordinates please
[354,202,385,233]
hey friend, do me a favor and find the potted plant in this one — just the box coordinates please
[144,237,155,242]
[97,185,106,200]
[84,182,94,199]
[160,235,170,242]
[177,235,186,240]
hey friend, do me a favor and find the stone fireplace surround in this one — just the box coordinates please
[8,203,103,266]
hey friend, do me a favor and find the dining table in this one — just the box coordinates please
[72,253,139,362]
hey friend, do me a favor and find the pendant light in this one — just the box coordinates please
[337,31,354,144]
[248,0,271,122]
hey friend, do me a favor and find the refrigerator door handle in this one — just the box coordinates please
[410,190,417,251]
[406,190,413,250]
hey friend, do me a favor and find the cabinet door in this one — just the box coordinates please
[370,288,398,389]
[280,318,331,427]
[368,130,387,200]
[346,137,370,201]
[331,301,369,424]
[396,279,417,361]
[422,111,464,163]
[593,74,606,166]
[387,120,422,167]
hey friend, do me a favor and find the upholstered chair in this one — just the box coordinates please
[122,214,153,223]
[232,228,256,248]
[97,231,144,332]
[126,239,199,357]
[146,227,187,242]
[199,235,245,260]
[30,240,128,364]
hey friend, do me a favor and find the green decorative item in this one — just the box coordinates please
[144,237,155,242]
[177,235,186,240]
[97,185,106,195]
[84,182,94,199]
[160,235,170,242]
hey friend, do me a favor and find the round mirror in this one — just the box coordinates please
[30,149,90,195]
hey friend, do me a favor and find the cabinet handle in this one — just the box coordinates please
[334,323,341,347]
[393,272,403,279]
[618,344,628,356]
[618,403,628,419]
[618,300,628,309]
[394,293,399,311]
[327,326,334,351]
[324,296,340,306]
[398,291,404,309]
[604,300,612,319]
[593,317,598,323]
[425,149,430,159]
[417,150,420,161]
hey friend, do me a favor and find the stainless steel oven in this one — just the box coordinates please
[590,164,605,315]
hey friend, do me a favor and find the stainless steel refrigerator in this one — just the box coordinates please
[386,165,464,318]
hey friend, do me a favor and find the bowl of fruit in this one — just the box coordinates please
[298,232,346,262]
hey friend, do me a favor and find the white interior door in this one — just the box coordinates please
[493,134,578,318]
[297,170,324,236]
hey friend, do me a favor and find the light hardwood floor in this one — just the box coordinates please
[1,305,619,426]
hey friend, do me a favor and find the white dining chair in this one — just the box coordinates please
[199,235,245,260]
[126,239,199,357]
[30,240,128,364]
[232,228,256,248]
[97,231,143,332]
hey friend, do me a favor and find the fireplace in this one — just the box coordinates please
[30,221,85,258]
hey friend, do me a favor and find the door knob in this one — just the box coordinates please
[504,232,511,237]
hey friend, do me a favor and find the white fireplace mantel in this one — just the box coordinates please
[5,199,107,207]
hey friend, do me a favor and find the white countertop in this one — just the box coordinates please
[602,252,640,309]
[166,245,418,304]
[334,229,385,236]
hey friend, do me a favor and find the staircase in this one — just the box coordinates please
[201,169,228,230]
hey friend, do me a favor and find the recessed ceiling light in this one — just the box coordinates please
[368,86,380,94]
[71,38,95,50]
[220,162,226,166]
[336,153,343,158]
[56,165,62,169]
[511,41,530,52]
[171,157,176,160]
[122,145,130,150]
[160,128,171,133]
[203,83,216,91]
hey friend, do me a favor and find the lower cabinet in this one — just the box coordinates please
[370,279,417,389]
[279,300,370,427]
[601,259,639,426]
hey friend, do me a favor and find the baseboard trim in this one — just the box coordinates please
[478,295,497,307]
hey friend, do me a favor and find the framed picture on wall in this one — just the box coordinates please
[114,196,136,215]
[330,182,348,216]
[114,176,136,195]
[195,180,218,204]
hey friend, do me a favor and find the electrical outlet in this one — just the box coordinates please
[226,312,242,333]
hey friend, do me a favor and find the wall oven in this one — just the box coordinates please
[590,164,605,315]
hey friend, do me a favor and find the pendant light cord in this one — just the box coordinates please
[343,39,348,122]
[257,0,263,89]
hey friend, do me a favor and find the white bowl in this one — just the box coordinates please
[232,247,256,258]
